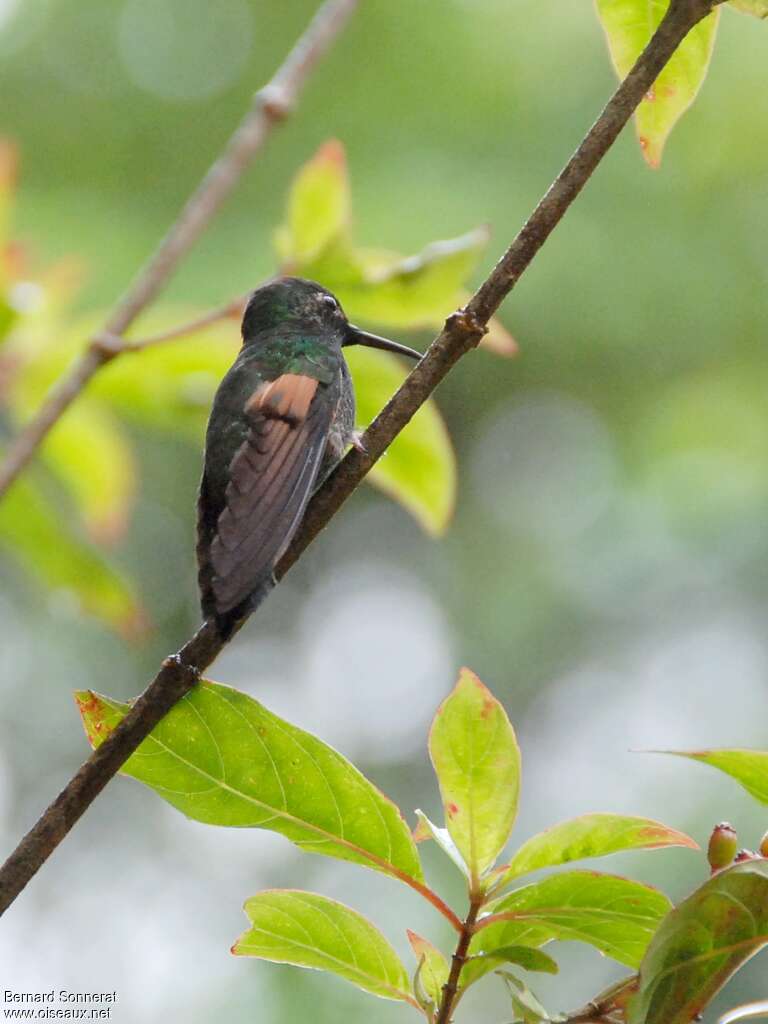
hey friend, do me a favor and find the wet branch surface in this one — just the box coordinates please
[0,0,724,919]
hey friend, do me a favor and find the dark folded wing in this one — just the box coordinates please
[209,373,332,614]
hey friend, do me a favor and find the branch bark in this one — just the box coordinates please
[0,0,724,918]
[0,0,359,501]
[434,897,483,1024]
[99,293,248,354]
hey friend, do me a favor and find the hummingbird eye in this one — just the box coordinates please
[321,294,339,312]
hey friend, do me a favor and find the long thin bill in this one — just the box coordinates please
[345,325,421,360]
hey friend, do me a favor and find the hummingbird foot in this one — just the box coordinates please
[350,430,368,455]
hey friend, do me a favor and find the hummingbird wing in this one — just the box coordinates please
[205,372,334,616]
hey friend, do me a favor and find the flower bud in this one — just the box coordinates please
[707,822,737,872]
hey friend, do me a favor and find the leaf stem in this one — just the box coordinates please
[391,873,463,934]
[434,896,484,1024]
[106,293,250,353]
[561,975,639,1024]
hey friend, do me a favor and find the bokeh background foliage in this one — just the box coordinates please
[1,1,767,1022]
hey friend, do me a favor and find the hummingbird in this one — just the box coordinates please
[197,276,421,636]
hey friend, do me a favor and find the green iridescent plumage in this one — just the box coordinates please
[196,277,421,636]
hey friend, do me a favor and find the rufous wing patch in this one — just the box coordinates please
[246,373,318,425]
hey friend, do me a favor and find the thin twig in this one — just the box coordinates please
[434,897,484,1024]
[0,0,724,917]
[0,0,359,500]
[108,294,248,354]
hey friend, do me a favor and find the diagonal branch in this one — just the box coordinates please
[0,0,725,918]
[0,0,359,501]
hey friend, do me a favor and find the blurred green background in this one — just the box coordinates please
[1,1,768,1020]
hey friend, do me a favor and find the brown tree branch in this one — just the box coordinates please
[0,0,359,501]
[434,896,484,1024]
[562,975,639,1024]
[0,0,724,918]
[98,293,249,354]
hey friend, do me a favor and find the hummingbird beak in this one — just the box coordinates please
[344,325,421,360]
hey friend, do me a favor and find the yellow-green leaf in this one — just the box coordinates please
[77,680,424,882]
[494,813,697,889]
[341,229,489,329]
[407,930,449,1009]
[472,871,671,971]
[346,346,456,535]
[234,890,414,1004]
[275,139,351,265]
[595,0,720,167]
[272,139,515,356]
[91,321,238,440]
[469,945,559,975]
[660,748,768,805]
[0,475,143,635]
[729,0,768,16]
[39,404,137,544]
[428,668,521,885]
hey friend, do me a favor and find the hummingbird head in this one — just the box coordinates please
[241,277,421,360]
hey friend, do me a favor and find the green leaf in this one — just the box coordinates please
[233,890,414,1005]
[91,317,237,440]
[10,309,236,440]
[729,0,768,17]
[273,139,515,356]
[414,809,471,878]
[428,668,521,885]
[339,228,489,329]
[76,680,424,883]
[497,970,559,1024]
[471,946,559,975]
[494,813,697,888]
[660,748,768,805]
[345,346,456,536]
[0,474,143,635]
[629,861,768,1024]
[0,294,19,346]
[275,139,351,265]
[39,404,137,544]
[407,930,449,1008]
[595,0,720,167]
[472,871,671,970]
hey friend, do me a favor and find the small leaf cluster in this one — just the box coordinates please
[80,667,766,1024]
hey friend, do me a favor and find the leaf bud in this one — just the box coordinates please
[707,822,737,872]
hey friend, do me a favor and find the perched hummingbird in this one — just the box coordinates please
[197,276,421,636]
